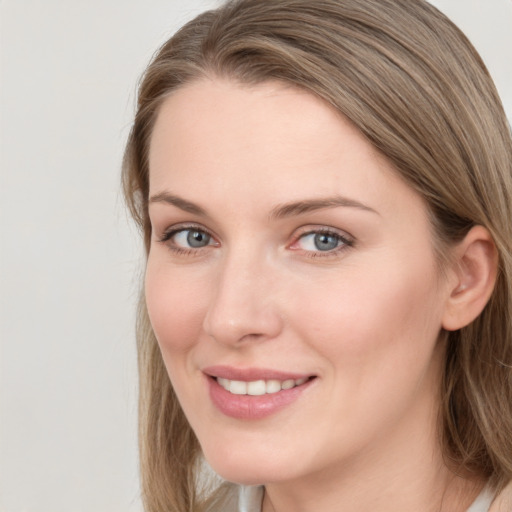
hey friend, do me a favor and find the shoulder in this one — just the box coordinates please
[489,481,512,512]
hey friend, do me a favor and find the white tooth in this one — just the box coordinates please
[265,380,282,394]
[247,380,266,396]
[295,377,307,386]
[281,379,295,390]
[229,380,248,395]
[217,377,229,390]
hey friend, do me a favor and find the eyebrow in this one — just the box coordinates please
[269,196,378,220]
[148,191,378,219]
[149,191,207,216]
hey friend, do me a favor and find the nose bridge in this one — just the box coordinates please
[203,244,282,346]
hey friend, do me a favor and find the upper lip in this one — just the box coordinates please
[203,365,314,382]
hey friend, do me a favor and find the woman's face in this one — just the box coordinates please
[146,79,453,485]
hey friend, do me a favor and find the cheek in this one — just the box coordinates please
[144,260,209,353]
[286,262,445,445]
[290,257,444,367]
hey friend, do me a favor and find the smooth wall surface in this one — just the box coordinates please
[1,1,510,511]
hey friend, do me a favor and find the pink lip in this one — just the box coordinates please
[203,365,312,381]
[203,366,316,420]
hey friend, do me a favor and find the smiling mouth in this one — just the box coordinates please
[214,376,315,396]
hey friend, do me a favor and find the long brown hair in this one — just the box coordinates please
[122,1,512,510]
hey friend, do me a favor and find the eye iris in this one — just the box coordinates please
[314,233,339,251]
[187,230,210,248]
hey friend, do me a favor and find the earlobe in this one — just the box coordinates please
[441,226,498,331]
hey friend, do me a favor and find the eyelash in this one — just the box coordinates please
[289,227,354,258]
[158,224,217,257]
[157,224,354,259]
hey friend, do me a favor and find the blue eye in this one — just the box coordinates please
[294,230,352,254]
[173,229,212,248]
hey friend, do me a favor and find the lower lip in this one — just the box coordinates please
[207,376,314,420]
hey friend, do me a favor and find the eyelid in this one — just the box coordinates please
[158,222,212,240]
[157,223,220,256]
[155,222,354,258]
[288,225,355,256]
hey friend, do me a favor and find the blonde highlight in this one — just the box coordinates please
[122,1,512,510]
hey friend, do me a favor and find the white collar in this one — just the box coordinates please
[466,485,494,512]
[234,483,494,512]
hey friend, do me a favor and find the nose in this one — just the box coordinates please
[202,251,283,347]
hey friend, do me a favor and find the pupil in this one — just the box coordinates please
[187,230,210,248]
[314,233,338,251]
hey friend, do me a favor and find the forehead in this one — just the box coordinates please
[148,79,352,179]
[148,78,421,219]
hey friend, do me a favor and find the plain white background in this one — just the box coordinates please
[0,1,510,511]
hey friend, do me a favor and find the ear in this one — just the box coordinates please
[442,226,498,331]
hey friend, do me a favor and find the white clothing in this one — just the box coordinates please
[216,484,494,512]
[466,485,495,512]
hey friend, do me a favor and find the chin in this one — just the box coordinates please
[202,442,303,486]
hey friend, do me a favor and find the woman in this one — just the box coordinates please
[122,0,512,510]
